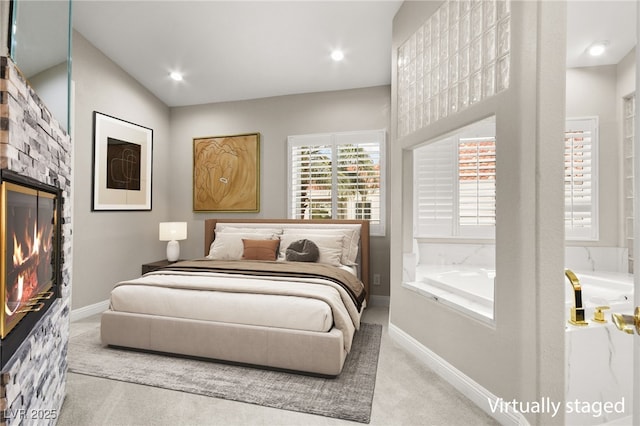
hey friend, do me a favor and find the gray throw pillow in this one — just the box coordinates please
[286,239,320,262]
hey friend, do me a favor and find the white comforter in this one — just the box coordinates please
[111,269,363,352]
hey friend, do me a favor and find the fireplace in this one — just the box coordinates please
[0,170,61,366]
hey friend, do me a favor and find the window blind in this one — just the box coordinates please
[458,138,496,228]
[414,138,455,237]
[565,117,598,240]
[289,139,333,220]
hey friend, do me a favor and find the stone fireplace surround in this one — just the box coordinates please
[0,57,71,425]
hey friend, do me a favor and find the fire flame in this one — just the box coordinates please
[6,221,46,317]
[12,222,41,267]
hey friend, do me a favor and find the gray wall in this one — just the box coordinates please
[169,86,391,299]
[0,1,8,57]
[389,2,566,424]
[30,62,68,129]
[566,65,620,247]
[72,31,391,308]
[71,32,171,309]
[564,51,637,251]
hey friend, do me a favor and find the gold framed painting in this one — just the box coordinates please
[193,133,260,212]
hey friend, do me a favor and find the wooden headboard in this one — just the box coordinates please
[204,218,370,302]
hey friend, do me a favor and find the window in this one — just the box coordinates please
[288,130,386,236]
[565,117,598,240]
[414,116,599,240]
[414,117,496,238]
[623,96,635,271]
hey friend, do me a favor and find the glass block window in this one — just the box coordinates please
[623,95,635,272]
[398,0,511,138]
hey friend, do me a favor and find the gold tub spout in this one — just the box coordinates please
[565,269,587,326]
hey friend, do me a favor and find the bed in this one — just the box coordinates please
[100,219,370,376]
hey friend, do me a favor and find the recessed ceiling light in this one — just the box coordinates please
[169,71,183,81]
[331,50,345,62]
[587,41,608,57]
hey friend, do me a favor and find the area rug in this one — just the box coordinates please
[67,323,382,423]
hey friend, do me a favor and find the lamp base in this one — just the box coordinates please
[166,240,180,262]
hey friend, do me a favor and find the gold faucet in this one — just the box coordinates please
[565,269,587,326]
[612,307,640,335]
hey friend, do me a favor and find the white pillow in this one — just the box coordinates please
[216,226,283,235]
[208,233,276,260]
[282,228,359,265]
[278,234,344,266]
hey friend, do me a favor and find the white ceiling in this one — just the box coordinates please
[73,0,403,107]
[71,1,637,108]
[566,0,636,68]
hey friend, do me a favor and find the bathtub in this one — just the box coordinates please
[408,265,497,322]
[410,265,634,323]
[407,265,635,425]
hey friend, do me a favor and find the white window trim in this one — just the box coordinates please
[287,129,386,236]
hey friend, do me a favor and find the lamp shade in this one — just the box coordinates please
[159,222,187,241]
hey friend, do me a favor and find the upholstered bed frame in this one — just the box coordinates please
[101,218,370,376]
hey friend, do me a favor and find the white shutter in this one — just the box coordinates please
[414,138,456,237]
[565,117,598,240]
[288,134,333,220]
[458,138,496,236]
[413,116,496,239]
[413,116,598,241]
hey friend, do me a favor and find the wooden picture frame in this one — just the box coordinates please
[193,133,260,212]
[92,111,153,211]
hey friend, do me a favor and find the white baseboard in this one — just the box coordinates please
[369,295,390,307]
[70,300,109,322]
[388,322,529,426]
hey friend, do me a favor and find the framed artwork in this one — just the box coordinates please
[92,112,153,211]
[193,133,260,212]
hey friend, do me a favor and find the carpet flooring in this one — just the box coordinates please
[67,323,383,423]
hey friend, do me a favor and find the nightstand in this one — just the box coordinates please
[141,259,181,275]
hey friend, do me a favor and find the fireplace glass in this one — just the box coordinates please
[1,173,60,338]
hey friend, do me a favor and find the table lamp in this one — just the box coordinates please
[159,222,187,262]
